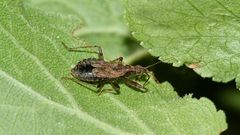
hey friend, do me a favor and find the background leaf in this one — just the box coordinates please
[125,0,240,88]
[0,0,227,135]
[26,0,130,60]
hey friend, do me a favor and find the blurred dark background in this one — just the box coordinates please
[126,37,240,135]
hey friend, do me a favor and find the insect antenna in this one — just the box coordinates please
[145,61,162,69]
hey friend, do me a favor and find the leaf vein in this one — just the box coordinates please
[0,70,133,135]
[185,0,205,16]
[0,23,80,110]
[214,0,240,19]
[17,12,71,66]
[107,95,154,135]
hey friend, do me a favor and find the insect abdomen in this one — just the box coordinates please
[71,58,104,83]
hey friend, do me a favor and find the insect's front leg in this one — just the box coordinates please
[135,72,150,87]
[61,42,104,60]
[124,77,148,93]
[111,57,123,64]
[143,73,150,86]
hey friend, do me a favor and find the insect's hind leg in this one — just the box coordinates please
[61,77,97,93]
[61,42,104,60]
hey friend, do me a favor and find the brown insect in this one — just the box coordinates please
[62,42,160,95]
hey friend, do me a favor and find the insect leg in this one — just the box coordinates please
[97,83,120,95]
[124,77,148,93]
[143,73,150,87]
[61,77,97,93]
[111,57,123,63]
[62,42,104,60]
[111,83,120,95]
[97,84,112,96]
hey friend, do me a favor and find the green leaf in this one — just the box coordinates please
[0,1,227,135]
[125,0,240,87]
[26,0,129,60]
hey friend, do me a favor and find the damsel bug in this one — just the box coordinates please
[62,42,160,95]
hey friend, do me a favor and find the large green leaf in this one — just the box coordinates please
[0,1,227,134]
[26,0,129,60]
[125,0,240,87]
